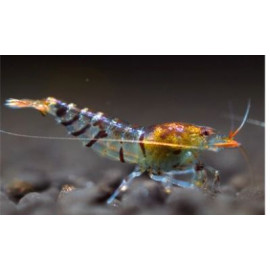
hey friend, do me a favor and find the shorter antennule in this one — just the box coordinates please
[229,99,251,139]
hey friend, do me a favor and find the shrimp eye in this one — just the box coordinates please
[202,130,209,136]
[200,128,210,136]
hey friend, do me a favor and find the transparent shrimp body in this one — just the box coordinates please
[5,97,250,205]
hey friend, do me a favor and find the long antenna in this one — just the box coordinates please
[0,129,205,150]
[229,99,251,139]
[221,113,264,128]
[238,145,254,186]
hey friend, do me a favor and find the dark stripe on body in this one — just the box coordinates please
[93,119,104,129]
[61,114,80,126]
[71,123,91,136]
[119,147,125,163]
[139,133,146,157]
[56,105,68,117]
[86,130,108,147]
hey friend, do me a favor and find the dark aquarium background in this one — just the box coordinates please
[0,55,265,214]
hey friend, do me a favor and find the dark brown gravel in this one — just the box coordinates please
[0,170,264,215]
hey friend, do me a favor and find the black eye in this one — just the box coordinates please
[201,129,210,136]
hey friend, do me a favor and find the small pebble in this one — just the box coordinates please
[17,192,56,214]
[57,185,116,214]
[229,174,249,192]
[121,180,168,212]
[58,184,76,201]
[166,188,207,214]
[4,173,50,201]
[0,192,17,214]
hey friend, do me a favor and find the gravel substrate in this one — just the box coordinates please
[0,169,264,215]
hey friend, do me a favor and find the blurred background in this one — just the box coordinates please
[0,56,265,214]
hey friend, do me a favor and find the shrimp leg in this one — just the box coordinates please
[192,163,220,191]
[168,168,196,188]
[149,169,195,191]
[149,174,173,193]
[107,166,143,205]
[204,165,220,192]
[167,168,196,177]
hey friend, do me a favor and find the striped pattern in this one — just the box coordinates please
[61,114,79,126]
[52,100,145,165]
[139,133,146,157]
[71,123,91,136]
[5,97,227,179]
[55,104,67,117]
[119,147,125,163]
[85,130,108,147]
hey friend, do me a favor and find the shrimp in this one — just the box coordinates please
[5,97,250,205]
